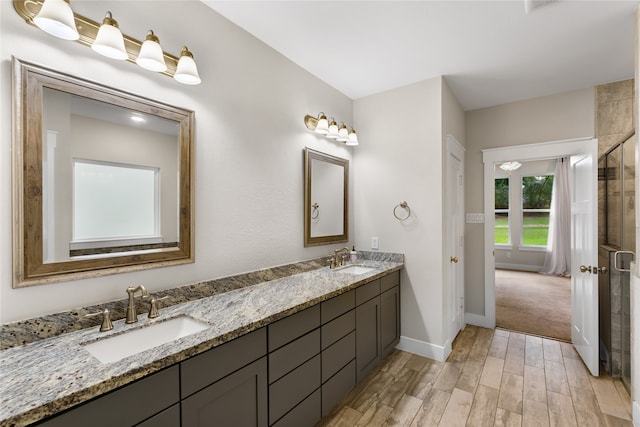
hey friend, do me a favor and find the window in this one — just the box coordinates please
[521,175,553,246]
[494,178,509,244]
[73,159,159,242]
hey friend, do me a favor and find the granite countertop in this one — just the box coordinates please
[0,259,403,426]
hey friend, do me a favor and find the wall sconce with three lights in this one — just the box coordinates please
[13,0,201,85]
[304,112,359,146]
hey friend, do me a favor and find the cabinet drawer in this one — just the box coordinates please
[181,327,266,398]
[322,331,355,383]
[321,290,355,324]
[272,388,321,427]
[269,354,321,424]
[356,279,380,306]
[269,305,320,352]
[381,271,400,292]
[269,329,320,383]
[38,366,179,427]
[322,360,356,417]
[321,310,355,350]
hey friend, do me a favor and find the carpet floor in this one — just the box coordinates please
[495,269,571,341]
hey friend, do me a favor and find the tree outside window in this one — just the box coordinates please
[494,178,509,244]
[521,175,553,246]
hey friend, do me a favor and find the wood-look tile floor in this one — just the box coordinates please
[318,326,633,427]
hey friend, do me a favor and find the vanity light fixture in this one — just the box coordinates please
[346,129,359,146]
[136,30,167,72]
[91,11,127,60]
[326,119,340,139]
[314,113,329,135]
[337,123,349,142]
[174,47,201,85]
[33,0,79,40]
[14,0,202,85]
[304,113,359,146]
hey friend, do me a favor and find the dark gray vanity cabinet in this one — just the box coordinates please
[180,328,268,427]
[320,290,356,416]
[380,272,401,357]
[355,271,401,382]
[32,269,401,427]
[35,365,180,427]
[268,304,321,427]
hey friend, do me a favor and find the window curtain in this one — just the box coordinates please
[541,157,571,276]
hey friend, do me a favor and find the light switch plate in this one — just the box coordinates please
[466,213,485,224]
[371,237,379,250]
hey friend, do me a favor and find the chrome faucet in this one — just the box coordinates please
[334,247,350,267]
[125,285,149,324]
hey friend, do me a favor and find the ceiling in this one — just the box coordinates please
[203,0,636,111]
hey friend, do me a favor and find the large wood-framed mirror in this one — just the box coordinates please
[12,57,194,287]
[304,148,349,247]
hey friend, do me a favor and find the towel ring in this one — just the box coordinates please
[393,201,411,221]
[311,203,319,220]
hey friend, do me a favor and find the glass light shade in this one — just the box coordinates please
[174,47,201,85]
[337,124,349,142]
[499,161,522,172]
[91,12,127,60]
[33,0,79,40]
[315,113,329,135]
[346,129,359,146]
[327,120,339,139]
[136,30,167,72]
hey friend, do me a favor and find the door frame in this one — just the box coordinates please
[482,137,597,329]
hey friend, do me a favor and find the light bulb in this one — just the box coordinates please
[91,12,127,60]
[315,113,329,135]
[346,129,359,146]
[136,30,167,72]
[33,0,79,40]
[174,47,201,85]
[337,123,349,142]
[327,119,339,139]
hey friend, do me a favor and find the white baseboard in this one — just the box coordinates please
[397,336,450,362]
[633,401,640,427]
[495,263,541,272]
[465,312,488,328]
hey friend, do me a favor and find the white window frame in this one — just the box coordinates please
[70,158,161,250]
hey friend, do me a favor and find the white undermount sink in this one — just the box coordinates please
[333,265,376,275]
[82,316,210,364]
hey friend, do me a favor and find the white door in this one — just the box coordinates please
[571,150,599,376]
[446,136,465,343]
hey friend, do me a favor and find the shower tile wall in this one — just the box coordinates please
[597,79,634,245]
[596,79,634,387]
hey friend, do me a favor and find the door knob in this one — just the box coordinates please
[596,266,608,274]
[579,265,592,274]
[450,256,458,263]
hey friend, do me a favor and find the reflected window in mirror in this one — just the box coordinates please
[13,57,194,287]
[304,148,349,247]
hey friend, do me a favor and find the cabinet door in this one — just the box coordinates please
[380,285,400,357]
[355,296,380,382]
[37,366,179,427]
[181,357,267,427]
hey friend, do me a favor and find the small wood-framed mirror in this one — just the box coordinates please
[12,57,194,287]
[304,147,349,247]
